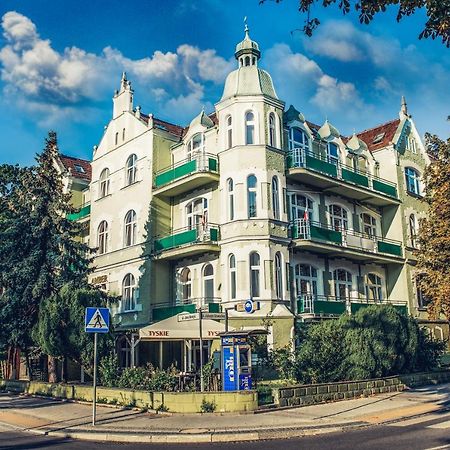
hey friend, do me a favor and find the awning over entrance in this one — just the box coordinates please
[139,313,230,340]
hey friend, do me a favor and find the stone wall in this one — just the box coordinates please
[0,379,257,413]
[273,370,450,407]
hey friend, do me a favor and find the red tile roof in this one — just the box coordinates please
[356,119,400,152]
[59,154,92,181]
[153,117,185,138]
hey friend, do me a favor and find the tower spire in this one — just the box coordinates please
[399,95,409,119]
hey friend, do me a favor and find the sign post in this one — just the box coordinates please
[85,307,110,427]
[198,308,204,392]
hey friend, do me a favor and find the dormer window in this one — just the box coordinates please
[187,133,204,160]
[327,142,339,165]
[74,164,85,174]
[372,133,385,144]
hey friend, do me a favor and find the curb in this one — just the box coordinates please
[3,421,369,443]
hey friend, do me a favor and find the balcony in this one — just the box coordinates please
[153,224,220,260]
[286,148,399,206]
[297,295,408,318]
[152,297,221,322]
[291,219,404,264]
[153,154,219,197]
[67,203,90,222]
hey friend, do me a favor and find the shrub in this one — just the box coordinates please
[117,366,152,390]
[147,366,178,392]
[99,353,120,387]
[200,398,216,413]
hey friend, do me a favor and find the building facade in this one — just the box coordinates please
[69,28,447,369]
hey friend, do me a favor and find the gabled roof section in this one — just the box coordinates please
[356,119,400,152]
[140,113,184,138]
[59,154,91,181]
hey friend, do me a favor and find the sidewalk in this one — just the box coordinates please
[1,383,450,443]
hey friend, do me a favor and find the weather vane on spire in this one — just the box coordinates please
[244,16,249,35]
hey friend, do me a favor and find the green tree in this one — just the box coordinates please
[416,134,450,320]
[0,131,93,380]
[261,0,450,46]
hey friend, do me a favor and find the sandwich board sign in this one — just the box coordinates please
[85,307,109,333]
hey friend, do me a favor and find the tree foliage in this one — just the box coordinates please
[261,0,450,47]
[0,131,94,376]
[416,134,450,320]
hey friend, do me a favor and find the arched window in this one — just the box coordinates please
[99,168,110,198]
[295,264,318,312]
[187,133,204,160]
[269,113,276,147]
[361,213,377,237]
[365,273,383,302]
[125,154,137,186]
[229,254,237,300]
[97,221,108,254]
[329,204,348,231]
[247,175,257,218]
[186,198,207,230]
[245,56,250,66]
[227,178,234,221]
[409,214,418,247]
[333,269,352,300]
[226,115,232,149]
[289,194,314,222]
[272,176,280,220]
[245,111,255,145]
[122,128,126,141]
[405,167,421,195]
[180,268,191,302]
[416,274,430,308]
[274,252,283,300]
[115,132,119,146]
[124,210,137,247]
[203,264,214,301]
[327,142,339,165]
[122,274,137,311]
[250,252,260,298]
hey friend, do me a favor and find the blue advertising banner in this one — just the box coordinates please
[239,373,252,391]
[222,346,237,391]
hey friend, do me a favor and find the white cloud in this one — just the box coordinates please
[303,20,400,67]
[264,43,364,115]
[0,11,232,125]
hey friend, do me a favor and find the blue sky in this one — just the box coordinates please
[0,0,449,165]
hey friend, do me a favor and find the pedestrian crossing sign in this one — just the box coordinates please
[85,307,110,333]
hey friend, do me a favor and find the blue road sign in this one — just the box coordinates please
[85,307,110,333]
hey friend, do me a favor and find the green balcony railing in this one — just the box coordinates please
[298,295,408,316]
[153,225,220,253]
[154,154,218,188]
[287,148,398,199]
[291,219,403,258]
[67,203,91,221]
[152,297,221,322]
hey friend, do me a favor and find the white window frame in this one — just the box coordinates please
[125,154,137,186]
[249,252,261,298]
[203,264,214,302]
[124,209,137,247]
[226,115,233,149]
[274,252,283,300]
[229,254,237,300]
[269,112,276,147]
[247,174,257,218]
[365,273,383,302]
[405,167,421,196]
[97,220,108,254]
[333,269,352,300]
[99,168,110,198]
[245,111,255,145]
[122,273,137,311]
[227,178,234,221]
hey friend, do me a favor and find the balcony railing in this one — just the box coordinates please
[297,294,407,316]
[291,219,403,258]
[154,153,219,189]
[287,148,398,199]
[152,297,221,322]
[67,202,91,221]
[153,224,220,254]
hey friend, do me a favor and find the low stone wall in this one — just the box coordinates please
[0,379,257,413]
[274,370,450,407]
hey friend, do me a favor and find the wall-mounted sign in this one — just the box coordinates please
[235,300,260,314]
[91,275,108,285]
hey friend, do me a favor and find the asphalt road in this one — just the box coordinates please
[2,414,450,450]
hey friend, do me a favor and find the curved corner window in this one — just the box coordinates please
[122,273,137,311]
[247,175,257,218]
[361,213,377,237]
[97,220,108,254]
[229,254,237,300]
[125,154,137,186]
[226,115,232,149]
[333,269,352,300]
[272,176,280,220]
[227,178,234,221]
[180,268,192,302]
[245,111,255,145]
[269,113,276,147]
[405,167,421,195]
[99,168,110,198]
[124,210,137,247]
[329,204,348,231]
[187,133,204,160]
[250,252,260,298]
[275,252,283,300]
